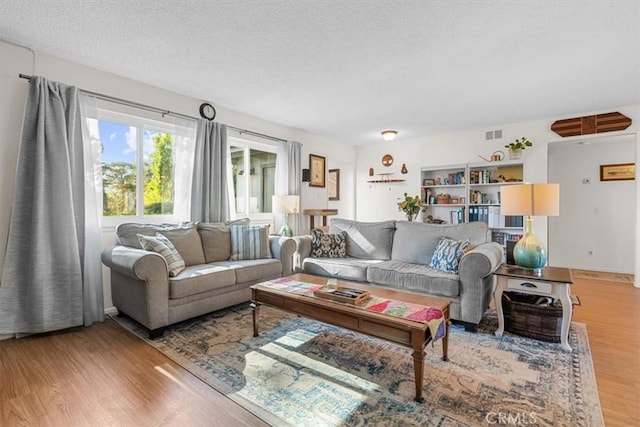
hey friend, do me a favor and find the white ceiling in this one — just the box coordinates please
[1,1,639,145]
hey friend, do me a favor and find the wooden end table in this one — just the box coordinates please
[251,273,450,402]
[493,264,573,351]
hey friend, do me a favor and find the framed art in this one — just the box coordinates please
[423,178,435,186]
[309,154,326,187]
[600,163,635,181]
[328,169,340,200]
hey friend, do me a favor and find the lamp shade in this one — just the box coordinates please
[272,195,300,214]
[500,183,559,216]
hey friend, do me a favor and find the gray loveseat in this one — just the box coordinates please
[294,218,503,331]
[102,221,295,337]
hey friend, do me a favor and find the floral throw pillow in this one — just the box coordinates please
[311,230,347,258]
[137,233,186,277]
[429,236,470,274]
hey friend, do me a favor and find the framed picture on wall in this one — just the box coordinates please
[328,169,340,200]
[600,163,635,181]
[309,154,326,187]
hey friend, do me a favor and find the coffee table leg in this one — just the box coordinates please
[412,347,425,403]
[251,302,260,337]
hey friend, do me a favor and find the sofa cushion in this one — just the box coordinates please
[214,259,282,283]
[160,227,206,267]
[392,222,490,264]
[311,230,347,258]
[302,257,383,282]
[367,260,460,298]
[230,225,272,261]
[429,237,470,274]
[169,264,237,299]
[116,222,193,249]
[198,218,251,263]
[329,218,396,260]
[137,233,186,277]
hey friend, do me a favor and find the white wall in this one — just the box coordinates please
[548,134,635,273]
[0,40,357,310]
[355,107,640,278]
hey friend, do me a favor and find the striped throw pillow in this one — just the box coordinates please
[229,225,272,261]
[137,233,186,277]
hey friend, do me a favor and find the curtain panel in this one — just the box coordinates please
[275,140,302,235]
[0,77,104,335]
[191,120,230,223]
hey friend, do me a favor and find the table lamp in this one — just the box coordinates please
[272,195,300,237]
[500,183,559,271]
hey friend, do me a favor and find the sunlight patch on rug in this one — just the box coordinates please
[113,304,604,427]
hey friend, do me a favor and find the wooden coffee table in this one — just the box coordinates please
[250,273,451,402]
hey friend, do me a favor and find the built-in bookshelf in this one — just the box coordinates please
[420,160,525,261]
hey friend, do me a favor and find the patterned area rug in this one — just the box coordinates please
[114,305,603,427]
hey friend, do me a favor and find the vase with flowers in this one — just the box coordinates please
[398,193,422,221]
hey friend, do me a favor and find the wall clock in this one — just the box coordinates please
[199,102,216,121]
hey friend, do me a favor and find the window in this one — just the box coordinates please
[230,139,277,221]
[87,106,195,225]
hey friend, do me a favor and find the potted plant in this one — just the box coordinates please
[398,193,421,221]
[504,137,533,159]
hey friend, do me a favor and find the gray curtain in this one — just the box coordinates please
[191,120,230,222]
[0,76,103,334]
[275,140,302,235]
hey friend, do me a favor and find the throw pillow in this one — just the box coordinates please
[311,230,347,258]
[198,218,251,263]
[429,236,470,274]
[229,225,272,261]
[137,233,186,277]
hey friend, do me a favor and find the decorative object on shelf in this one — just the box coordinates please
[425,215,446,224]
[599,163,635,181]
[401,163,408,174]
[500,183,559,271]
[328,169,340,200]
[551,111,632,137]
[398,192,421,221]
[272,195,300,237]
[369,167,374,176]
[199,102,216,121]
[381,154,394,166]
[423,178,435,186]
[491,151,505,161]
[436,194,451,204]
[381,130,398,142]
[504,137,533,160]
[309,154,326,187]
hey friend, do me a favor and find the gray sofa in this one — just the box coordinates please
[294,218,503,331]
[102,221,296,337]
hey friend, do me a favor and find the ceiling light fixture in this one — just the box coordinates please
[381,130,398,142]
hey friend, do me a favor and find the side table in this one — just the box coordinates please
[493,264,573,352]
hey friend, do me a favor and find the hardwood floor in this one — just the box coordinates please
[0,276,638,426]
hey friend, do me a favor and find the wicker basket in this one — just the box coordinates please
[501,292,563,342]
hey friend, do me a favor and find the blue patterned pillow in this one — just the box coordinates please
[311,230,347,258]
[429,237,470,273]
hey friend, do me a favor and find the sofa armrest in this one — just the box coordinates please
[101,245,170,331]
[292,235,312,273]
[456,242,503,325]
[269,236,296,276]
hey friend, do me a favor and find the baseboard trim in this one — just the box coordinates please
[570,269,634,284]
[104,307,118,316]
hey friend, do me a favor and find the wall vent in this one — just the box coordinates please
[485,131,494,140]
[494,129,503,139]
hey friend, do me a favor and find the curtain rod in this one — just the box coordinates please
[18,73,288,143]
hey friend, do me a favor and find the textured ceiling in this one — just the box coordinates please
[1,0,639,145]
